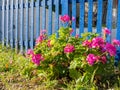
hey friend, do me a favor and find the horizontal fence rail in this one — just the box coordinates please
[0,0,119,53]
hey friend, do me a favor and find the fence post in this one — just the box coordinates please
[10,0,14,49]
[61,0,68,27]
[116,0,120,41]
[1,0,5,46]
[35,0,40,39]
[72,0,76,36]
[61,0,68,15]
[6,0,9,47]
[42,0,46,30]
[54,0,59,37]
[19,0,24,53]
[106,0,113,43]
[79,0,85,35]
[96,0,103,34]
[115,0,120,67]
[0,1,2,42]
[14,0,18,52]
[24,0,29,52]
[88,0,93,32]
[29,0,34,50]
[48,0,52,35]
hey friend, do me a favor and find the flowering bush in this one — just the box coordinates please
[27,15,120,85]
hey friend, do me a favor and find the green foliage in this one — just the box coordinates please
[25,24,117,90]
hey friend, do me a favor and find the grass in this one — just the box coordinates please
[0,46,48,90]
[0,45,120,90]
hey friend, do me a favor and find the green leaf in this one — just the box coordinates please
[90,66,98,83]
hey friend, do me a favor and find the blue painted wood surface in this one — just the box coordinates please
[88,0,93,32]
[61,0,68,15]
[35,0,40,39]
[14,0,18,52]
[106,0,113,42]
[19,0,24,53]
[117,0,120,41]
[79,0,85,35]
[6,0,9,47]
[48,0,52,35]
[96,0,103,34]
[10,0,14,48]
[72,0,76,36]
[30,0,34,50]
[54,0,59,37]
[42,0,46,30]
[1,0,5,46]
[24,0,29,52]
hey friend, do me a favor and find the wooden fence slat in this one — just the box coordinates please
[55,0,59,37]
[79,0,85,35]
[29,0,34,49]
[24,0,29,52]
[14,0,18,52]
[88,0,93,32]
[61,0,68,15]
[72,0,76,36]
[106,0,113,42]
[10,0,14,48]
[117,0,120,40]
[2,0,5,46]
[35,0,40,39]
[48,0,52,35]
[6,0,9,47]
[61,0,68,27]
[19,0,24,53]
[96,0,103,34]
[42,0,46,30]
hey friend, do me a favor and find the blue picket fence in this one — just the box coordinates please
[0,0,120,53]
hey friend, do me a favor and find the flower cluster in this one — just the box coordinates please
[105,43,116,56]
[112,39,120,46]
[27,49,44,66]
[86,54,97,65]
[64,44,75,53]
[82,28,120,65]
[86,54,107,66]
[60,15,70,23]
[91,37,105,48]
[36,30,46,44]
[103,28,111,35]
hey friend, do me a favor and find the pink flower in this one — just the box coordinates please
[105,43,116,56]
[103,28,111,35]
[64,44,75,53]
[82,40,91,47]
[36,34,45,44]
[32,54,44,66]
[47,40,51,47]
[86,54,97,66]
[75,34,79,39]
[101,56,107,64]
[112,39,120,46]
[72,16,75,21]
[60,15,70,23]
[91,37,105,48]
[27,49,34,56]
[40,30,47,35]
